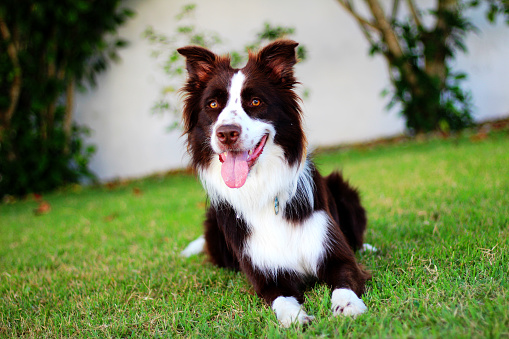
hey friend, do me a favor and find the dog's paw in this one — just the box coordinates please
[360,243,378,253]
[180,235,205,257]
[272,296,314,327]
[331,288,367,317]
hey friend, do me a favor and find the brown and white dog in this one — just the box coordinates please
[179,40,371,327]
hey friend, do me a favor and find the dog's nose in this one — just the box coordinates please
[216,124,241,145]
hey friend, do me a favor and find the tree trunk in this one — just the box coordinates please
[425,0,458,88]
[0,16,22,139]
[63,79,75,154]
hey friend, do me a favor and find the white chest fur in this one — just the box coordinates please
[200,147,330,277]
[243,209,330,277]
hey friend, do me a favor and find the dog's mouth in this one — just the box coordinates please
[218,134,268,188]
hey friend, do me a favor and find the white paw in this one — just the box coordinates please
[331,288,367,317]
[180,235,205,257]
[272,296,314,327]
[360,243,378,253]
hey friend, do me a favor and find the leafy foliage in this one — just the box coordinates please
[336,0,508,133]
[143,4,307,130]
[0,1,134,197]
[383,8,476,132]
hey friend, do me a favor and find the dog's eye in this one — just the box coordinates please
[208,100,219,109]
[251,98,261,107]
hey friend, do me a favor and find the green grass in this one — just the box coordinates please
[1,130,508,338]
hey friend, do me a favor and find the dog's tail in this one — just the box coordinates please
[325,172,367,252]
[180,235,205,257]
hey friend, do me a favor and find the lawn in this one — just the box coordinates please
[1,129,508,338]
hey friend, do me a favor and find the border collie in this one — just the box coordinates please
[178,40,371,327]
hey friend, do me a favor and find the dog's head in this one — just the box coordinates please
[178,40,306,189]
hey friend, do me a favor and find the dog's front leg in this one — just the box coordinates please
[241,264,313,327]
[320,257,370,317]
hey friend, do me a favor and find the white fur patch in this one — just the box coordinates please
[331,288,367,317]
[180,235,205,257]
[272,296,314,327]
[291,160,315,212]
[360,243,378,253]
[244,210,330,276]
[200,154,328,277]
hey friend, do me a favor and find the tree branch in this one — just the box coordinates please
[358,23,378,47]
[392,0,401,21]
[335,0,380,31]
[365,0,422,92]
[365,0,404,59]
[406,0,423,29]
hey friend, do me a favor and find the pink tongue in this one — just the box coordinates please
[221,151,249,188]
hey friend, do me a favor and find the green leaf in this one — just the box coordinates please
[454,73,467,80]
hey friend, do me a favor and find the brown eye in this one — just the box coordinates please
[251,98,261,107]
[209,100,218,109]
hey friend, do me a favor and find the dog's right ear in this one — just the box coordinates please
[253,40,299,83]
[177,46,217,82]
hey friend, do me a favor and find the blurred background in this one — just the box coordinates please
[1,0,508,196]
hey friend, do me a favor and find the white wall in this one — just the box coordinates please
[455,8,509,121]
[74,0,509,181]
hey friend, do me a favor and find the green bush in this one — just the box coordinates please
[0,0,134,198]
[337,0,509,133]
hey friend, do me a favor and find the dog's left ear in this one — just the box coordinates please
[177,46,217,83]
[255,40,299,81]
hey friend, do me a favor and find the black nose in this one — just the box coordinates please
[216,124,241,145]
